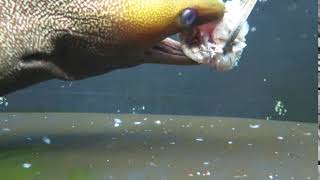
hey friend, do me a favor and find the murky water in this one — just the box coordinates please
[0,113,316,179]
[2,0,317,122]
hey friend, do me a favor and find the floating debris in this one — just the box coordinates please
[42,136,51,144]
[2,127,11,132]
[148,162,158,167]
[22,163,32,169]
[274,100,287,116]
[188,173,194,177]
[134,121,142,125]
[195,138,204,142]
[154,120,162,125]
[113,118,122,127]
[249,124,261,129]
[0,97,8,108]
[203,171,211,176]
[303,132,311,136]
[277,136,284,140]
[203,161,210,165]
[268,173,279,180]
[234,174,247,178]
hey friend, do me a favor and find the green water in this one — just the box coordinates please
[0,113,317,179]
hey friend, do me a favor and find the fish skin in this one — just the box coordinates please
[0,0,224,95]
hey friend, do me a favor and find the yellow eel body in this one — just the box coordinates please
[0,0,224,94]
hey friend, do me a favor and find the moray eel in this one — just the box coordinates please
[0,0,224,95]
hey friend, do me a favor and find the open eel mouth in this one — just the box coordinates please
[151,0,257,71]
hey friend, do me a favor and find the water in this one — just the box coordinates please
[0,113,316,180]
[1,0,317,123]
[0,0,317,179]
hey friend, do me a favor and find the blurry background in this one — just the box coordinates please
[0,0,317,122]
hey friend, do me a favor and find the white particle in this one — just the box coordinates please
[268,175,274,179]
[234,174,248,178]
[303,132,311,136]
[134,121,142,125]
[169,142,176,145]
[148,162,158,167]
[113,118,122,127]
[251,26,257,32]
[143,117,148,121]
[22,163,32,169]
[196,172,201,176]
[154,120,161,125]
[0,97,8,107]
[249,124,260,129]
[274,100,287,116]
[195,138,204,142]
[203,161,210,165]
[142,106,145,110]
[42,136,51,144]
[277,136,284,140]
[228,140,233,145]
[232,127,236,131]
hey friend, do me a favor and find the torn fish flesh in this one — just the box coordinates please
[179,0,257,71]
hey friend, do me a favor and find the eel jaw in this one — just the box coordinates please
[142,0,226,65]
[144,37,199,65]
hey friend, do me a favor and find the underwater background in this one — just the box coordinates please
[0,0,317,122]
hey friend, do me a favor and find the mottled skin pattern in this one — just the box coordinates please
[0,0,224,95]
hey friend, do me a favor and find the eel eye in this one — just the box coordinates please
[180,8,197,26]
